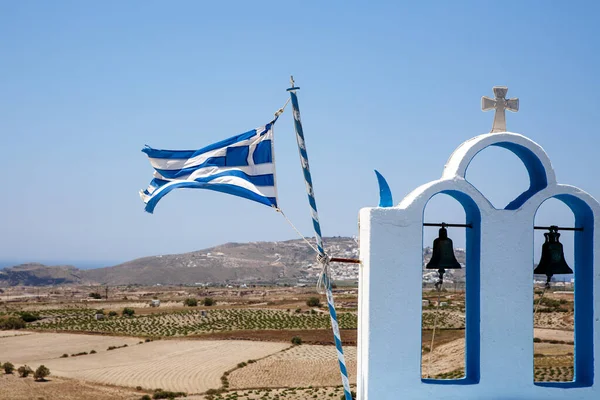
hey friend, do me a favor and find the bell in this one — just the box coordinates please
[534,226,573,283]
[426,226,462,280]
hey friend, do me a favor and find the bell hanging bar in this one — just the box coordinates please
[534,225,583,231]
[424,222,473,228]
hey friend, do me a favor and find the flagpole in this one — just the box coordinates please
[287,76,353,400]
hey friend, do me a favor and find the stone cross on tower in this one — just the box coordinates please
[482,86,519,133]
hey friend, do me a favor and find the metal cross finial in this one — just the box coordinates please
[482,86,519,133]
[290,75,295,87]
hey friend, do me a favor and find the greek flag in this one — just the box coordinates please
[140,119,278,213]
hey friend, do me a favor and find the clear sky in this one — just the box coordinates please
[1,1,599,268]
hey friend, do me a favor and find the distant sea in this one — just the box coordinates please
[0,260,117,270]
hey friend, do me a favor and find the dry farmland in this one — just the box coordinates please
[0,285,576,399]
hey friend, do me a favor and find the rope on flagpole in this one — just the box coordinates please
[276,208,320,254]
[286,76,353,400]
[275,98,291,118]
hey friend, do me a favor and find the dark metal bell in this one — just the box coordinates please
[426,227,462,272]
[534,226,573,282]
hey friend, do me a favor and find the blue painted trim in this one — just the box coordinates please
[494,142,549,210]
[421,189,481,385]
[532,194,595,388]
[463,142,550,210]
[374,170,393,207]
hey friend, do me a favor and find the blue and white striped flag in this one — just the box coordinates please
[140,119,278,213]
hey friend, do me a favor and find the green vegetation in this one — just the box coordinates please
[205,387,355,400]
[29,308,357,337]
[3,362,15,374]
[183,298,198,307]
[291,336,302,345]
[433,368,465,380]
[534,297,573,313]
[203,297,216,307]
[107,344,128,351]
[17,365,33,377]
[152,389,187,399]
[33,365,50,381]
[18,311,41,322]
[0,316,26,330]
[306,297,321,307]
[122,307,135,317]
[89,292,103,299]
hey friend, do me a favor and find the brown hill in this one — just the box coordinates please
[82,237,356,286]
[0,263,84,286]
[1,238,468,287]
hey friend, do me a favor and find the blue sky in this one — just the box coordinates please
[1,1,599,268]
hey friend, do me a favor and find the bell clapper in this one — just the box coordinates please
[544,274,552,290]
[435,268,445,291]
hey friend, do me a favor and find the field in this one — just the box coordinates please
[229,345,357,389]
[24,308,356,337]
[0,285,576,399]
[0,374,140,400]
[0,333,288,394]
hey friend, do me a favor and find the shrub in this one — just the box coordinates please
[90,350,97,354]
[141,396,151,400]
[122,307,135,317]
[60,354,68,358]
[306,297,321,307]
[183,298,198,307]
[108,311,118,317]
[202,297,216,307]
[291,336,302,345]
[0,316,26,330]
[152,389,187,399]
[17,365,33,377]
[89,292,103,299]
[3,362,14,374]
[34,365,50,381]
[18,312,41,323]
[533,337,542,343]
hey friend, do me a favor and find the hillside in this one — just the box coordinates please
[0,263,84,286]
[1,237,471,286]
[83,237,358,286]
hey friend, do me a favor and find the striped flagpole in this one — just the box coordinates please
[287,77,353,400]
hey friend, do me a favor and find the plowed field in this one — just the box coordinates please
[229,344,357,389]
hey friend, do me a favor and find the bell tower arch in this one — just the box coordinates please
[357,88,600,399]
